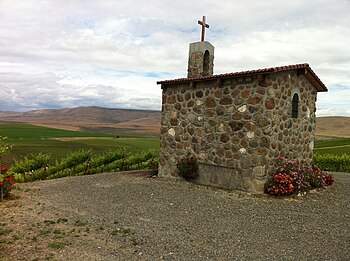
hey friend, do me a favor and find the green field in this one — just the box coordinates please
[314,138,350,155]
[0,123,115,140]
[1,122,349,167]
[0,122,160,165]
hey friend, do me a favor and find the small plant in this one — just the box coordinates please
[53,229,63,235]
[48,241,65,249]
[129,237,139,245]
[75,220,88,227]
[111,229,119,236]
[121,227,132,236]
[39,230,51,237]
[44,220,56,225]
[44,253,55,260]
[177,156,199,180]
[0,228,12,235]
[56,218,68,223]
[265,157,334,197]
[147,152,159,176]
[12,233,20,240]
[0,136,12,158]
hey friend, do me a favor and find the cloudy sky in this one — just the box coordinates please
[0,0,349,116]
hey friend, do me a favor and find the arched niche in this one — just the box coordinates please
[292,93,299,118]
[202,50,210,76]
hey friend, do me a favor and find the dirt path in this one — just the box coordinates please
[315,144,350,149]
[50,137,136,141]
[1,171,349,260]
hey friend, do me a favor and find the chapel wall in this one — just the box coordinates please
[269,71,317,163]
[159,71,317,193]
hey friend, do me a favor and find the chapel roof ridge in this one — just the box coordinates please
[157,63,327,92]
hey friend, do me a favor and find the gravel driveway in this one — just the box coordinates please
[1,171,349,260]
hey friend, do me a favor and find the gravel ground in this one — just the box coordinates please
[1,171,349,260]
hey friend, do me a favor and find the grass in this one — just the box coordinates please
[0,123,114,141]
[0,229,12,235]
[314,138,350,155]
[12,234,21,240]
[48,241,65,249]
[57,218,68,224]
[314,138,350,148]
[111,229,119,236]
[44,220,56,225]
[314,146,350,155]
[0,122,159,165]
[74,138,159,153]
[74,220,88,227]
[39,230,51,237]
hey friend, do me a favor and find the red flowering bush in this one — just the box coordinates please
[0,165,16,201]
[265,157,334,197]
[323,174,334,186]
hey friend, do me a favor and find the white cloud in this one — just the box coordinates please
[0,72,161,112]
[0,0,349,115]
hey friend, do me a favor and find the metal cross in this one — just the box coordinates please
[198,15,209,42]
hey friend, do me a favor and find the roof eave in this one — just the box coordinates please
[305,68,328,92]
[157,63,328,92]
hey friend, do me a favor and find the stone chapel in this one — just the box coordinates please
[157,17,328,193]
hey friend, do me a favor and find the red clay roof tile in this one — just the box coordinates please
[157,63,328,92]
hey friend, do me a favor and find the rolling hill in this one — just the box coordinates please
[315,116,350,139]
[0,106,161,137]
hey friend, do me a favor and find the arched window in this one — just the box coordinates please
[202,50,210,76]
[292,93,299,118]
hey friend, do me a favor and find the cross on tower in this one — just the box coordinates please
[198,15,209,42]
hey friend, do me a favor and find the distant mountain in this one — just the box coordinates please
[0,107,349,138]
[316,116,350,139]
[0,106,161,137]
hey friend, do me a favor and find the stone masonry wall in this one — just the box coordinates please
[159,70,317,193]
[270,71,317,163]
[187,41,214,78]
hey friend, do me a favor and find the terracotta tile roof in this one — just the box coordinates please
[157,63,328,92]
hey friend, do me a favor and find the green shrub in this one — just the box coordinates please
[147,157,159,176]
[60,150,92,169]
[11,153,50,174]
[12,149,159,182]
[177,157,199,180]
[90,149,127,168]
[313,153,350,172]
[0,136,12,158]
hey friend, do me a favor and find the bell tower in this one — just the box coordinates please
[187,16,214,78]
